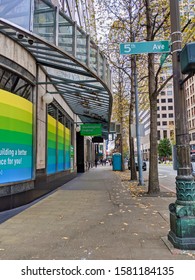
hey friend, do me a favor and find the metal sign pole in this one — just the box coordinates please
[134,55,144,186]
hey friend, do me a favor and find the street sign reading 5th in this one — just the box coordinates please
[120,40,170,55]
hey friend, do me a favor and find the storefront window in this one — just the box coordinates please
[47,103,72,173]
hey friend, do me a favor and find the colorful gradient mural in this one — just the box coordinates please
[65,127,71,169]
[57,121,65,171]
[47,116,71,174]
[0,89,33,184]
[47,115,57,174]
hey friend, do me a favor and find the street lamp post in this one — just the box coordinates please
[168,0,195,249]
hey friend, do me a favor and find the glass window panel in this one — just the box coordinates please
[47,113,57,174]
[0,0,32,30]
[105,63,108,82]
[0,67,33,101]
[48,104,57,118]
[90,41,97,73]
[58,13,73,54]
[99,53,104,80]
[76,29,87,64]
[107,67,111,88]
[57,120,65,171]
[34,0,56,44]
[163,130,167,138]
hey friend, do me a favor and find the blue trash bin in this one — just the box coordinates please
[112,153,122,171]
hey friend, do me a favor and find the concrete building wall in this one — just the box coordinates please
[0,34,77,210]
[0,33,36,76]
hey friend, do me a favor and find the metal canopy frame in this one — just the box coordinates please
[0,2,112,137]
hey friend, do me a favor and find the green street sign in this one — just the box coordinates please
[120,40,170,55]
[160,53,169,66]
[80,123,102,136]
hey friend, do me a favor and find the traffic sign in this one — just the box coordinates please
[160,53,169,66]
[120,40,170,55]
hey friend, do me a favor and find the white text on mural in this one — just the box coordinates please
[0,148,28,167]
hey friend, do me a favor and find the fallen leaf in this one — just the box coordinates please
[62,237,69,240]
[187,253,194,257]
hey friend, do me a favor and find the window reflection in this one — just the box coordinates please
[0,67,33,101]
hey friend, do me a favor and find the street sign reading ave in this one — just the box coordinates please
[120,40,170,55]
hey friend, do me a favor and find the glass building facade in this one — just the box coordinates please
[0,0,112,210]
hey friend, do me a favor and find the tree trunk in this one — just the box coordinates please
[146,0,160,194]
[130,136,137,180]
[148,96,160,193]
[148,54,160,194]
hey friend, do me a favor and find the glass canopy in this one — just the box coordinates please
[0,0,112,136]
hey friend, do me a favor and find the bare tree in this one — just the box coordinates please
[95,0,195,193]
[96,0,143,179]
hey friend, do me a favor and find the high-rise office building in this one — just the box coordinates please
[139,0,195,158]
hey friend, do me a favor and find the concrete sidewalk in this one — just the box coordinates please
[0,165,194,260]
